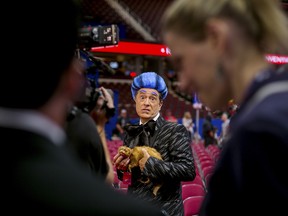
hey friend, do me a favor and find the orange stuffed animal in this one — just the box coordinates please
[118,146,163,195]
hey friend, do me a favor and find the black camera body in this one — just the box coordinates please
[67,24,118,121]
[67,87,115,121]
[78,24,119,50]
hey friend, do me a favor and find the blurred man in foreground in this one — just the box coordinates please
[0,1,166,215]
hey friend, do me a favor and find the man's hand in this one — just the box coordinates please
[99,87,114,109]
[91,86,115,125]
[113,153,130,171]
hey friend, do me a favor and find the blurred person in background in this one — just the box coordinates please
[113,108,131,140]
[162,0,288,215]
[0,0,167,215]
[164,108,178,122]
[113,72,196,216]
[66,85,115,184]
[202,112,216,147]
[91,87,115,181]
[181,111,194,142]
[218,111,230,148]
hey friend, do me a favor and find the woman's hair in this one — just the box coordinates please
[183,111,192,119]
[162,0,288,53]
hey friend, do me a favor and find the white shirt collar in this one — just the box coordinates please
[139,112,160,125]
[0,107,66,146]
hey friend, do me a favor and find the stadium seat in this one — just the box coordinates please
[182,184,205,201]
[182,175,204,187]
[183,196,204,216]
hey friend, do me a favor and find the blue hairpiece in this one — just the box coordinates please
[131,72,168,100]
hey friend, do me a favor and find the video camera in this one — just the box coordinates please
[68,24,119,120]
[78,24,119,50]
[67,78,115,121]
[75,24,119,75]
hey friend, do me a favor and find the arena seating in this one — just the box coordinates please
[108,139,222,215]
[182,183,206,201]
[183,196,205,216]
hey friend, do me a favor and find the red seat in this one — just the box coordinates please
[182,184,206,201]
[202,166,214,178]
[183,196,204,216]
[182,175,203,186]
[199,156,213,163]
[205,173,213,186]
[119,181,129,189]
[200,160,215,169]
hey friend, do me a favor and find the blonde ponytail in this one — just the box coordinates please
[247,0,288,53]
[162,0,288,53]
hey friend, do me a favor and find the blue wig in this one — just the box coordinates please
[131,72,168,100]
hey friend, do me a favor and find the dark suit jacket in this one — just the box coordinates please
[1,126,164,216]
[65,108,108,179]
[118,115,196,216]
[200,67,288,216]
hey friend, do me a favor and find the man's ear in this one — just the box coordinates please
[205,18,230,53]
[159,100,163,110]
[63,58,86,103]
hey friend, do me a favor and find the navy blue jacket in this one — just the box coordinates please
[200,66,288,216]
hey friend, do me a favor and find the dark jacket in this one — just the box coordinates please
[202,115,215,147]
[118,116,196,216]
[200,67,288,216]
[65,108,108,179]
[1,126,166,216]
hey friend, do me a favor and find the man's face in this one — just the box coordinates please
[135,88,163,123]
[121,111,127,117]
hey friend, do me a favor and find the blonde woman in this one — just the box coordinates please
[182,111,194,141]
[162,0,288,215]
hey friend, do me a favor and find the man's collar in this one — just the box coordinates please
[0,107,66,146]
[140,112,160,125]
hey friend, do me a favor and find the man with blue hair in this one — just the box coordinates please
[113,72,196,216]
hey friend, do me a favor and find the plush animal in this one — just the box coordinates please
[118,146,163,195]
